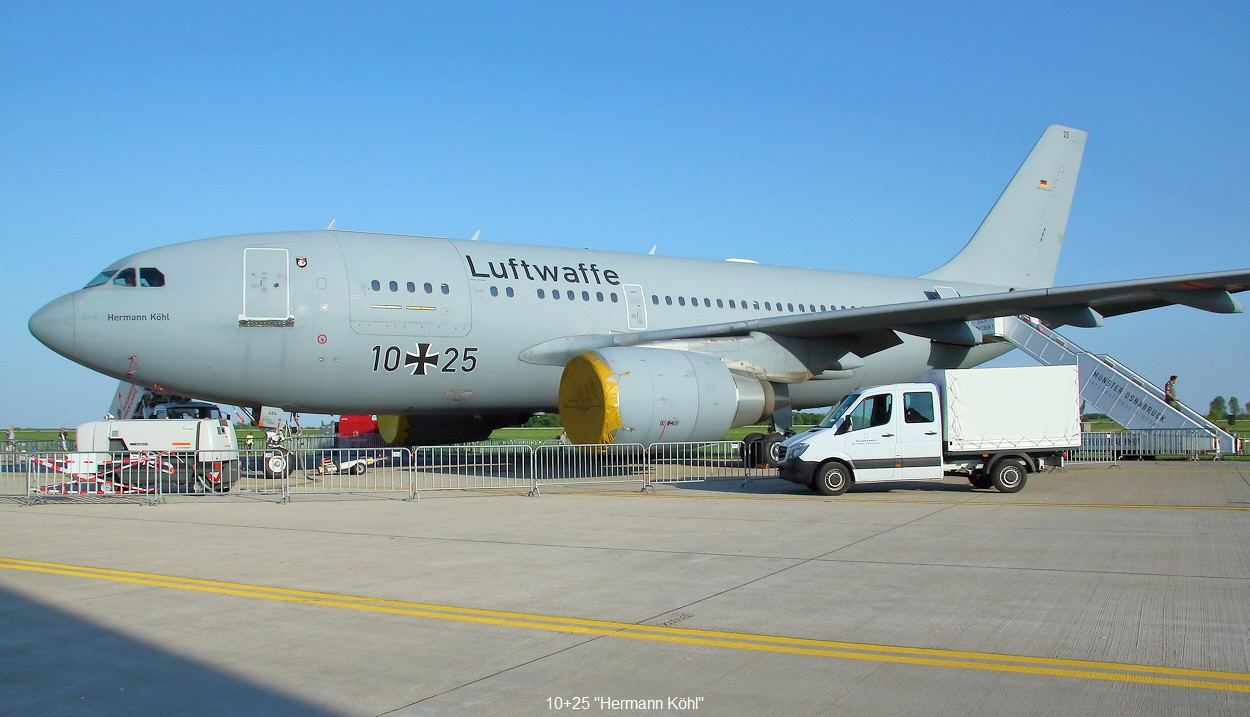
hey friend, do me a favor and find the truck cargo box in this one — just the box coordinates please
[924,366,1081,453]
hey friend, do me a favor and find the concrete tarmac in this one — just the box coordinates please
[2,462,1249,716]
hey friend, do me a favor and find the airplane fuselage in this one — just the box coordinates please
[31,230,1012,418]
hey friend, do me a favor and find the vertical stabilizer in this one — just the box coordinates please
[923,125,1086,290]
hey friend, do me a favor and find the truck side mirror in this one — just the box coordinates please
[836,417,853,435]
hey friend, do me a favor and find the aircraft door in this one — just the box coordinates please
[897,389,943,479]
[241,248,292,325]
[842,392,898,483]
[624,284,647,330]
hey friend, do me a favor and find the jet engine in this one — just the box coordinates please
[376,412,531,446]
[557,347,773,445]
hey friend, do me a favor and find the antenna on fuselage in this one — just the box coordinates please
[470,230,481,241]
[648,245,657,255]
[326,219,337,230]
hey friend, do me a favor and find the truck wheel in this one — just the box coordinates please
[969,472,992,489]
[813,461,850,496]
[990,459,1027,493]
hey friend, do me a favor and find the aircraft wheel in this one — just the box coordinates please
[813,461,851,496]
[762,433,786,467]
[990,458,1027,493]
[741,433,765,467]
[264,448,292,480]
[352,462,367,475]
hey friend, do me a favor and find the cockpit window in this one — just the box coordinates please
[84,267,164,288]
[84,270,118,288]
[139,267,165,287]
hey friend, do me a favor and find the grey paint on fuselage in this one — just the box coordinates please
[32,229,1008,415]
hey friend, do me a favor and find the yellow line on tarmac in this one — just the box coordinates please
[3,556,1250,693]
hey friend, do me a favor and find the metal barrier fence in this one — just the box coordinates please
[9,442,775,503]
[411,444,534,495]
[16,448,243,504]
[1073,429,1223,463]
[8,433,1246,504]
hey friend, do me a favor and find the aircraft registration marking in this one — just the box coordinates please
[3,556,1250,694]
[372,344,479,376]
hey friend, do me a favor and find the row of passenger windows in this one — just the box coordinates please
[370,280,449,295]
[370,278,855,314]
[537,288,621,303]
[651,295,850,312]
[84,267,166,288]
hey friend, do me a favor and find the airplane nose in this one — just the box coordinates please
[29,294,76,358]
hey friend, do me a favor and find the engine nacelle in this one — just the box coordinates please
[376,412,530,446]
[558,347,773,445]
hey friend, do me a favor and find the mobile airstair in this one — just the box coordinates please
[992,316,1239,456]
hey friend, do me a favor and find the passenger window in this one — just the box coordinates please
[139,268,165,287]
[610,293,618,302]
[424,283,433,293]
[506,287,514,298]
[666,296,673,306]
[389,281,398,292]
[371,280,381,292]
[582,291,590,301]
[490,286,499,297]
[652,295,659,305]
[537,289,546,299]
[113,268,137,287]
[904,392,935,423]
[678,297,686,306]
[407,282,416,293]
[440,284,450,295]
[596,291,604,302]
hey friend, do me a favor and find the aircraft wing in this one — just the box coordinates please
[520,268,1250,364]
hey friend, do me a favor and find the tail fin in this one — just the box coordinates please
[923,125,1086,290]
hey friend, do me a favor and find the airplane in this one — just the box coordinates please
[28,125,1250,456]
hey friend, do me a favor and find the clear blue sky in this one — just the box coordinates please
[3,2,1248,428]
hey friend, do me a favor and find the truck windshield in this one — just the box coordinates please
[818,392,862,429]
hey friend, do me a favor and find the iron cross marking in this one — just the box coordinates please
[405,343,440,376]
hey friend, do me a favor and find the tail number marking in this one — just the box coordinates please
[372,344,479,376]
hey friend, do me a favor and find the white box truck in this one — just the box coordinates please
[56,418,240,493]
[777,366,1081,495]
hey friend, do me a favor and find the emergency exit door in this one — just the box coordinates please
[241,248,292,325]
[624,284,647,330]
